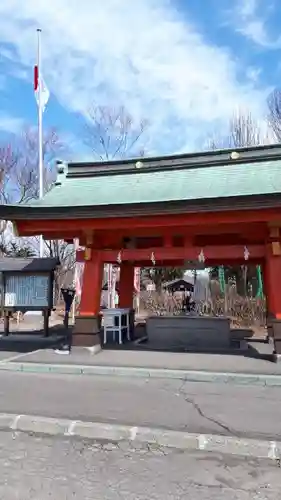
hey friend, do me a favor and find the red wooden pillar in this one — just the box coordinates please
[264,244,281,354]
[73,257,103,348]
[118,262,135,309]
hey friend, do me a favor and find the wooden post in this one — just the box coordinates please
[43,310,49,337]
[3,312,9,336]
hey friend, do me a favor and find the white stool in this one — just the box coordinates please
[103,308,131,345]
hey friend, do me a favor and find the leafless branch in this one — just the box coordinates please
[83,105,148,160]
[268,89,281,142]
[209,111,269,150]
[0,126,65,207]
[229,113,262,147]
[43,238,76,301]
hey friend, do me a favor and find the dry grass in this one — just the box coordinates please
[139,290,266,331]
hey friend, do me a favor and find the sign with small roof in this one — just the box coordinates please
[0,257,59,336]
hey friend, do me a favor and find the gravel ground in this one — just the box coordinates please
[0,431,280,499]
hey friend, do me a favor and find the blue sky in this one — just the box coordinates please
[0,0,280,158]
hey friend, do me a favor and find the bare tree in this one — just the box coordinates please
[44,239,76,301]
[0,146,18,244]
[0,127,64,206]
[228,112,263,147]
[83,105,148,160]
[0,128,75,300]
[0,126,64,211]
[209,111,268,150]
[0,144,19,205]
[268,89,281,142]
[11,127,64,203]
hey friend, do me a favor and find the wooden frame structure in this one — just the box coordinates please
[2,144,281,352]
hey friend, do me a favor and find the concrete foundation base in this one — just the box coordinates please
[85,344,102,355]
[72,315,101,348]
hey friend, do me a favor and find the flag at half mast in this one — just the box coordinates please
[34,64,49,112]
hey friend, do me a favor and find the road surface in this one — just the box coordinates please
[0,371,281,441]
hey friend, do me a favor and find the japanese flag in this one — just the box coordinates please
[34,65,50,112]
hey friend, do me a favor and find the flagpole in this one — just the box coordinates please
[37,28,44,257]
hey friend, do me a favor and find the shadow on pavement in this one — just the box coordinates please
[102,323,275,362]
[0,321,274,364]
[103,340,274,361]
[0,325,67,353]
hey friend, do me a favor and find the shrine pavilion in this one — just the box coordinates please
[2,143,281,353]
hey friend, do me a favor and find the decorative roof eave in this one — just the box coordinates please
[2,194,281,221]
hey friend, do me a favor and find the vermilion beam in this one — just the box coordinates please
[14,207,281,235]
[76,245,265,263]
[41,223,267,241]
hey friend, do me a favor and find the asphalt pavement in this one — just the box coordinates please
[0,371,281,441]
[0,431,280,499]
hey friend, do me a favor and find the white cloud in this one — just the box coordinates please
[234,0,281,48]
[0,0,271,152]
[246,66,261,83]
[0,113,25,134]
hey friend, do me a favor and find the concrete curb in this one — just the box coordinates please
[1,361,281,386]
[1,412,281,460]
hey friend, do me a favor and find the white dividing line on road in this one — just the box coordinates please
[0,349,43,364]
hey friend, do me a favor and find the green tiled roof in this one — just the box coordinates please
[29,159,281,208]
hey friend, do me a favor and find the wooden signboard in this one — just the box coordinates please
[4,275,50,308]
[0,257,59,336]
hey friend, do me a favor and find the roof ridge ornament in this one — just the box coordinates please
[230,151,240,160]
